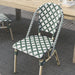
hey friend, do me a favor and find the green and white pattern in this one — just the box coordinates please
[0,14,11,23]
[13,35,53,58]
[38,3,62,34]
[13,3,63,59]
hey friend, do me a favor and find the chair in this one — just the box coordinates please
[12,3,63,75]
[0,14,14,40]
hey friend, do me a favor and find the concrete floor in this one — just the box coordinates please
[0,5,75,75]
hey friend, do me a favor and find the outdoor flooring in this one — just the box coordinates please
[0,5,75,75]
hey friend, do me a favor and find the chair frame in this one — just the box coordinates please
[13,3,63,75]
[0,20,14,40]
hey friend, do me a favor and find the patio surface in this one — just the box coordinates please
[0,5,75,75]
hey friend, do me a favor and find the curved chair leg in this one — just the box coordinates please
[9,28,14,40]
[14,49,17,73]
[39,66,43,75]
[54,50,60,66]
[8,24,14,40]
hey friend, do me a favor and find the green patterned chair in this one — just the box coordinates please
[12,3,63,75]
[0,14,14,40]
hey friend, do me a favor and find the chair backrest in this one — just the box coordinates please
[37,3,63,37]
[26,3,63,40]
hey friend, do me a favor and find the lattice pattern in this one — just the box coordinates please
[38,3,62,34]
[13,3,63,59]
[0,14,12,28]
[0,14,11,23]
[13,35,53,58]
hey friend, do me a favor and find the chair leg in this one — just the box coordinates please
[54,50,60,66]
[9,28,14,40]
[14,49,17,73]
[39,66,43,75]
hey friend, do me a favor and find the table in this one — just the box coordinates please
[0,0,75,63]
[0,0,75,20]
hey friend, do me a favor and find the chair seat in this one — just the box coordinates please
[13,35,53,58]
[0,14,11,23]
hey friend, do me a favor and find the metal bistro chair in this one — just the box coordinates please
[0,14,14,40]
[12,3,63,75]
